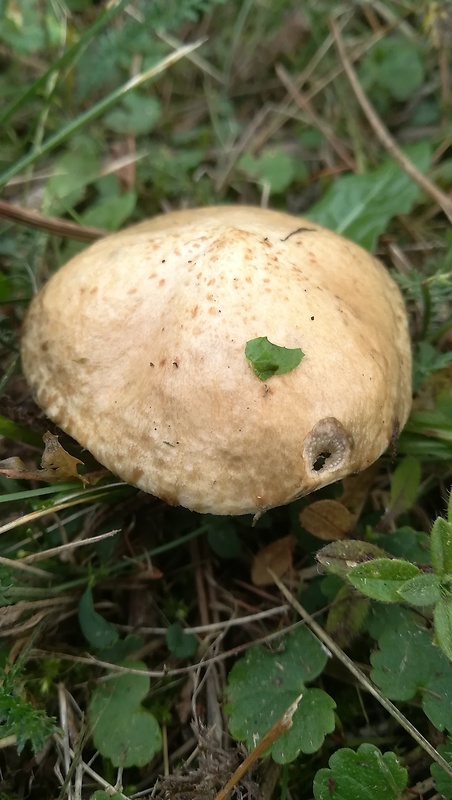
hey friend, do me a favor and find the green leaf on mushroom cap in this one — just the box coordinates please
[245,337,304,381]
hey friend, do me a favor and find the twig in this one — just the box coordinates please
[0,199,105,241]
[269,569,452,780]
[329,17,452,224]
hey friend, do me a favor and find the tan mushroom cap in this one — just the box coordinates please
[21,205,412,516]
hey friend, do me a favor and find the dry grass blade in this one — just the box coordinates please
[329,16,452,224]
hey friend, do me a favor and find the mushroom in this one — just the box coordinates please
[21,205,412,516]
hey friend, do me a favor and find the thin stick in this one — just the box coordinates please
[329,17,452,224]
[0,199,105,242]
[269,570,452,780]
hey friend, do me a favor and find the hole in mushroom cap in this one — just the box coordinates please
[312,451,331,471]
[303,417,353,475]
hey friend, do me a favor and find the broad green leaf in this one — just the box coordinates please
[166,623,198,659]
[89,660,161,767]
[308,142,431,251]
[78,588,118,650]
[434,598,452,661]
[397,573,441,606]
[316,540,389,579]
[245,337,304,381]
[226,626,334,762]
[370,620,444,701]
[431,517,452,576]
[313,743,407,800]
[389,455,421,515]
[366,604,417,641]
[348,558,420,602]
[431,739,452,798]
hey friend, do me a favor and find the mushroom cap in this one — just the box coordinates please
[21,205,412,515]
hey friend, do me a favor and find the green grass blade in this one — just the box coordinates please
[0,40,204,190]
[0,0,130,129]
[0,415,43,448]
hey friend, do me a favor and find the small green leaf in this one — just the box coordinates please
[431,517,452,576]
[245,337,304,381]
[226,626,333,762]
[238,148,306,194]
[89,660,161,767]
[316,540,389,579]
[348,559,420,602]
[90,793,124,800]
[389,455,421,516]
[435,598,452,661]
[206,517,242,559]
[78,588,119,650]
[313,743,407,800]
[104,92,161,135]
[166,623,198,659]
[397,573,441,606]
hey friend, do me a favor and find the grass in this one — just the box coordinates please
[0,1,452,798]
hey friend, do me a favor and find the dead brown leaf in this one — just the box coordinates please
[251,534,294,586]
[0,432,105,485]
[300,499,355,541]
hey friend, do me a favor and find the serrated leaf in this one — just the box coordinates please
[397,573,441,606]
[313,743,407,800]
[308,142,431,251]
[348,558,420,602]
[316,540,389,579]
[166,622,198,659]
[389,455,421,515]
[370,619,444,700]
[78,588,119,650]
[89,660,161,767]
[435,598,452,661]
[431,739,452,798]
[245,337,304,381]
[226,626,334,762]
[431,517,452,576]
